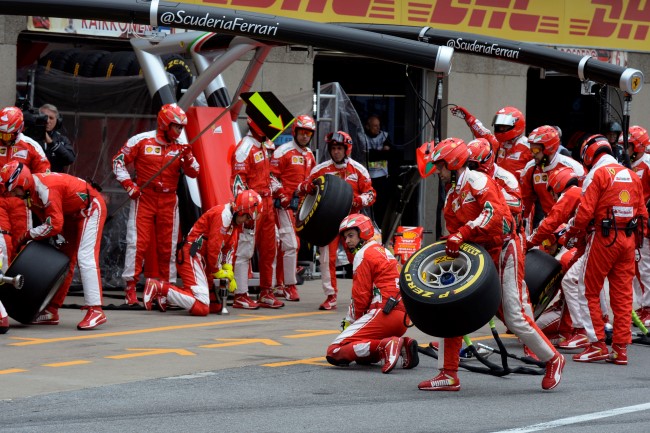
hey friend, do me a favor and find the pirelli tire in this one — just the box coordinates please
[0,241,70,324]
[295,174,353,247]
[399,241,501,338]
[525,248,563,319]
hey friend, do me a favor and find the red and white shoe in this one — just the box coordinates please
[258,289,284,309]
[143,278,168,312]
[606,343,628,365]
[273,286,286,298]
[378,337,403,374]
[573,341,609,362]
[418,369,460,391]
[283,285,300,302]
[77,306,107,330]
[523,345,540,361]
[401,337,419,369]
[0,314,8,334]
[635,307,650,327]
[558,328,589,349]
[319,294,337,311]
[124,287,139,306]
[542,353,565,390]
[232,293,260,310]
[32,307,60,325]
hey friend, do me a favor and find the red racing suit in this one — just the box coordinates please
[230,134,277,293]
[270,140,316,286]
[438,168,557,373]
[305,158,376,295]
[631,153,650,309]
[571,154,648,346]
[326,240,407,364]
[163,203,236,316]
[112,130,199,286]
[24,172,106,308]
[520,153,585,219]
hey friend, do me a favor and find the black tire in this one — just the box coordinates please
[95,51,138,78]
[525,249,563,319]
[399,241,501,337]
[295,174,353,247]
[78,50,110,77]
[0,241,70,324]
[162,54,193,100]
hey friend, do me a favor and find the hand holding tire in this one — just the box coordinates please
[296,179,316,197]
[445,232,464,258]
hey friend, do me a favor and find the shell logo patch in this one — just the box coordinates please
[254,151,264,163]
[291,155,304,165]
[0,147,6,156]
[619,190,630,203]
[144,145,162,155]
[534,173,548,184]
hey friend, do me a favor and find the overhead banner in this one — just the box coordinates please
[169,0,649,53]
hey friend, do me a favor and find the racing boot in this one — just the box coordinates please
[572,340,609,362]
[143,278,169,312]
[232,293,260,310]
[418,369,460,391]
[319,294,337,310]
[377,337,403,374]
[258,288,284,309]
[542,352,565,390]
[401,337,420,369]
[32,306,60,325]
[124,281,139,306]
[558,328,589,350]
[283,284,300,302]
[77,306,107,330]
[606,343,628,365]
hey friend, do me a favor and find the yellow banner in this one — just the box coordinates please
[177,0,649,52]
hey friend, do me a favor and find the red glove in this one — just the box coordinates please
[296,179,316,197]
[450,106,471,120]
[352,196,363,209]
[181,144,193,158]
[445,227,470,258]
[525,239,536,251]
[121,179,141,200]
[16,231,31,249]
[276,188,291,208]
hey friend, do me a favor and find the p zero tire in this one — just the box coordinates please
[295,174,353,247]
[399,241,501,337]
[525,249,563,319]
[0,241,70,324]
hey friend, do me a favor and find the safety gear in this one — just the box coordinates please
[32,307,59,325]
[432,137,470,171]
[319,294,337,310]
[339,213,374,241]
[377,337,404,374]
[258,288,284,308]
[416,141,437,178]
[450,105,471,120]
[232,293,260,310]
[558,328,589,349]
[401,337,420,369]
[0,106,24,140]
[124,286,139,306]
[0,160,32,193]
[296,179,316,196]
[492,106,525,142]
[624,125,650,153]
[572,341,609,362]
[580,134,611,168]
[283,284,300,301]
[606,343,628,365]
[16,231,31,250]
[546,166,579,195]
[542,353,565,390]
[157,103,187,141]
[120,179,141,200]
[445,231,465,258]
[143,278,168,312]
[325,131,353,158]
[528,125,561,157]
[418,369,460,391]
[77,306,107,330]
[467,138,495,173]
[233,189,262,220]
[292,114,316,141]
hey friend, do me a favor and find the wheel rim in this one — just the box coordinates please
[298,193,317,222]
[417,251,473,289]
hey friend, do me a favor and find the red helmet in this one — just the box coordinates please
[326,131,353,157]
[492,106,525,142]
[292,115,315,136]
[339,213,374,242]
[467,138,494,172]
[234,189,262,220]
[528,125,561,157]
[623,125,649,153]
[432,137,469,171]
[157,103,187,141]
[0,106,24,142]
[247,117,265,138]
[416,141,436,178]
[580,134,611,168]
[546,166,578,194]
[0,160,32,192]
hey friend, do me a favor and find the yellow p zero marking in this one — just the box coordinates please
[282,330,339,339]
[8,311,332,347]
[263,357,331,367]
[43,360,92,367]
[106,348,196,360]
[200,338,281,348]
[0,368,27,375]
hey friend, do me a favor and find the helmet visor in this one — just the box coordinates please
[493,113,517,128]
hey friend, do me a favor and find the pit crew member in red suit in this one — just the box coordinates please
[112,103,200,306]
[326,213,418,373]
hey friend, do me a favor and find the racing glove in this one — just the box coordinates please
[275,188,291,209]
[450,106,471,120]
[16,231,32,249]
[296,179,316,197]
[445,227,470,258]
[352,196,363,209]
[121,179,141,200]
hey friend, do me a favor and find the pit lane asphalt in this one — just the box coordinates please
[1,278,649,433]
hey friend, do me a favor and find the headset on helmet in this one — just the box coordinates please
[467,138,494,172]
[292,115,315,137]
[0,106,24,142]
[492,106,525,142]
[0,160,32,193]
[622,125,650,153]
[546,166,579,195]
[234,189,262,220]
[432,137,470,171]
[580,134,611,168]
[326,131,353,157]
[157,103,187,141]
[528,125,561,157]
[339,213,374,242]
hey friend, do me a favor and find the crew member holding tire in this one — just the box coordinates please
[297,131,376,310]
[566,135,647,365]
[143,190,261,316]
[1,161,107,330]
[326,213,418,373]
[112,103,200,306]
[415,137,564,392]
[270,115,317,302]
[230,117,284,309]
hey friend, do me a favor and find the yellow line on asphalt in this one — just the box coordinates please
[0,369,27,375]
[8,311,333,347]
[263,357,330,367]
[43,360,92,367]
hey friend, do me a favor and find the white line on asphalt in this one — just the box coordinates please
[492,402,650,432]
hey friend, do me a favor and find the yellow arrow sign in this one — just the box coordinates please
[200,338,281,348]
[282,330,339,339]
[249,92,286,132]
[105,348,196,360]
